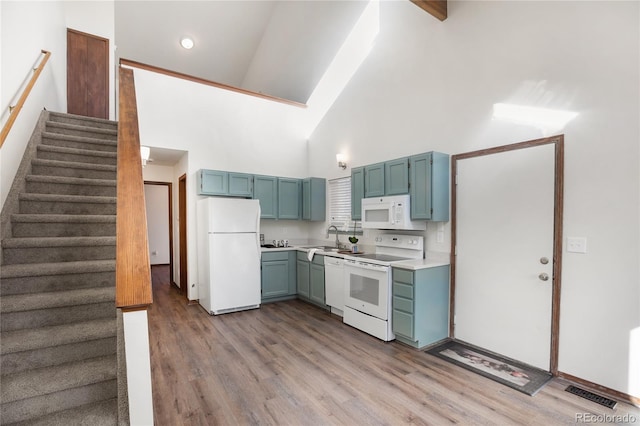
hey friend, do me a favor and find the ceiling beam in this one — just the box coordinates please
[410,0,447,21]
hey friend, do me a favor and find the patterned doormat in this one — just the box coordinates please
[427,340,553,396]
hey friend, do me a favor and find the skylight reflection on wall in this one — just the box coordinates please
[492,103,579,135]
[303,0,380,138]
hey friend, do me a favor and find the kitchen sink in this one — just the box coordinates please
[298,245,339,251]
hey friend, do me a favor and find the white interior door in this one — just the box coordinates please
[454,143,555,370]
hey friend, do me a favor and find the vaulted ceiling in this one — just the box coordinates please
[114,1,446,105]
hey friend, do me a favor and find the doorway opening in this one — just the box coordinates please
[144,181,174,288]
[178,174,188,300]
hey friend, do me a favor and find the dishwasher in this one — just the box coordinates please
[323,256,344,316]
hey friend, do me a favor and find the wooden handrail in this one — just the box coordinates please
[116,66,153,310]
[120,58,307,109]
[0,50,51,148]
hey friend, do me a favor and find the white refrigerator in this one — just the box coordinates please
[197,197,261,315]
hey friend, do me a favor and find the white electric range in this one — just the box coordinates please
[342,234,424,341]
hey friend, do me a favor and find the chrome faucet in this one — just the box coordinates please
[327,225,341,248]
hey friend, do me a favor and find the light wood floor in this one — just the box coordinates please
[148,265,639,425]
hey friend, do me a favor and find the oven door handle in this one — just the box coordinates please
[346,261,389,272]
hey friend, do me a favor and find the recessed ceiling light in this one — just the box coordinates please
[180,37,194,50]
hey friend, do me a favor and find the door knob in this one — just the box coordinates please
[538,272,549,281]
[540,257,549,265]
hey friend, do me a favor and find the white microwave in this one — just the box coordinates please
[361,194,426,230]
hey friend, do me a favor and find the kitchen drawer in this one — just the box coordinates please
[393,268,414,285]
[393,295,413,314]
[262,251,290,262]
[393,281,414,300]
[312,254,324,265]
[393,310,414,340]
[297,251,309,262]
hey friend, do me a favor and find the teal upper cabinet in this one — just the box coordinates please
[278,178,301,220]
[198,169,228,196]
[228,172,253,197]
[409,152,450,221]
[197,169,252,197]
[253,175,278,219]
[302,178,326,221]
[364,162,385,198]
[351,167,365,220]
[385,157,409,195]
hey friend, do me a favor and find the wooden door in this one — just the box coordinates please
[179,174,188,299]
[451,136,564,372]
[67,28,109,119]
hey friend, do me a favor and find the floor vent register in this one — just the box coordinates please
[565,385,618,409]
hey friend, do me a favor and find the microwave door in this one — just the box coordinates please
[362,203,391,229]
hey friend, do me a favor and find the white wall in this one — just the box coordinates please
[307,1,639,398]
[1,1,66,208]
[1,0,117,208]
[144,184,170,265]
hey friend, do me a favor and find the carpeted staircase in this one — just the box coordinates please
[0,111,123,425]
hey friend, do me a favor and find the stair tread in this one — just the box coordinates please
[25,174,116,186]
[0,260,115,279]
[46,121,118,136]
[1,318,117,355]
[49,111,117,127]
[2,236,116,248]
[11,214,116,223]
[0,287,115,313]
[0,355,116,404]
[31,158,116,171]
[37,144,117,158]
[9,397,118,426]
[43,129,118,142]
[19,192,116,203]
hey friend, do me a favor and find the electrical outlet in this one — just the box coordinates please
[567,237,587,253]
[436,222,444,243]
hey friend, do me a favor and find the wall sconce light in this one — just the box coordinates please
[140,146,150,167]
[180,37,194,50]
[336,154,347,170]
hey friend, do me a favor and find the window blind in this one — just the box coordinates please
[328,177,361,233]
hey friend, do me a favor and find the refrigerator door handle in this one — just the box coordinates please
[256,204,261,257]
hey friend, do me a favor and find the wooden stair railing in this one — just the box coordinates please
[120,58,307,109]
[1,50,51,148]
[116,66,153,310]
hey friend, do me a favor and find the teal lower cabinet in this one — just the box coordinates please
[392,265,450,349]
[261,251,297,303]
[296,251,327,308]
[296,252,310,299]
[309,262,325,305]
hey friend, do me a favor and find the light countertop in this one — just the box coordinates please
[261,246,450,269]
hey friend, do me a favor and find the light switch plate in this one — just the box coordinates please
[567,237,587,253]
